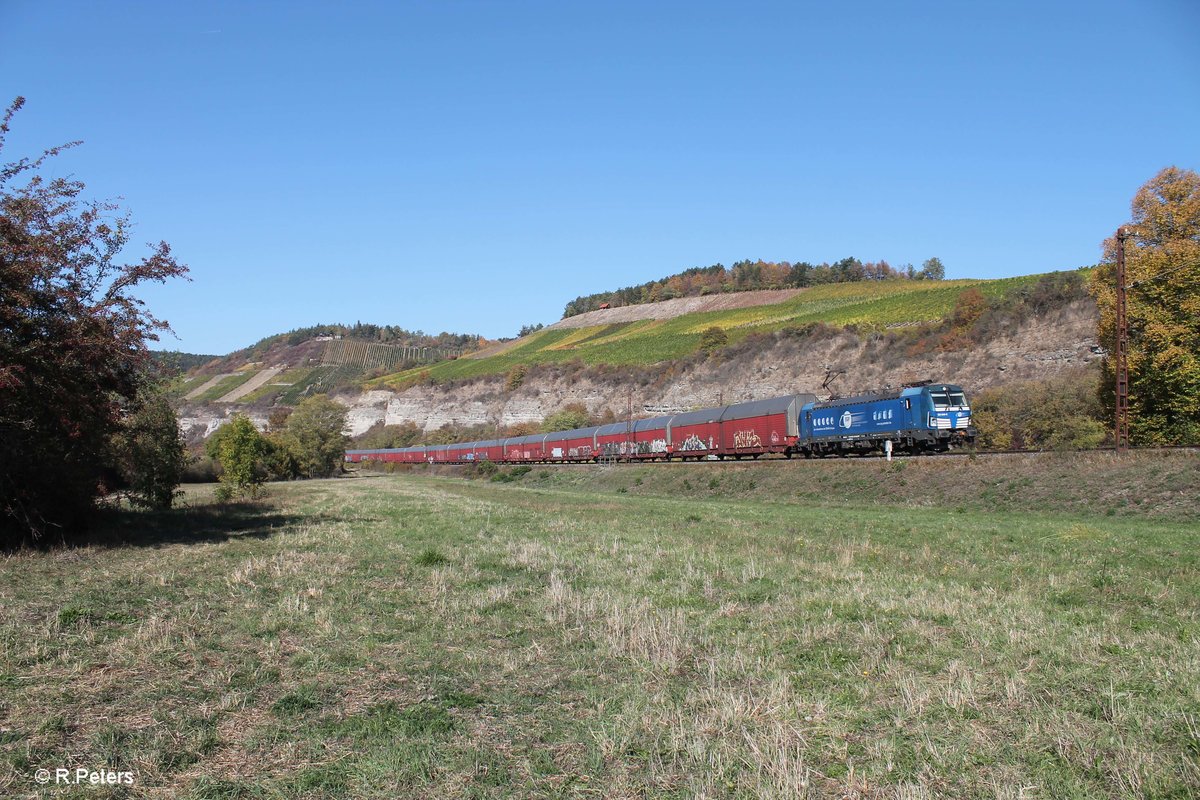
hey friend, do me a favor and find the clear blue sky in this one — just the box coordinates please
[3,0,1197,355]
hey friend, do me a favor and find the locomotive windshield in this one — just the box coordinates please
[930,388,969,410]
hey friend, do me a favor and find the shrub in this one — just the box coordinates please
[208,415,270,501]
[491,465,531,483]
[972,371,1107,450]
[504,364,528,391]
[465,460,499,479]
[109,386,190,509]
[698,326,729,353]
[282,395,349,478]
[542,403,592,433]
[181,454,221,483]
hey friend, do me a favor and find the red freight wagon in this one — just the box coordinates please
[504,434,544,462]
[665,407,722,460]
[632,416,671,460]
[717,394,815,458]
[344,392,819,465]
[543,429,570,461]
[461,440,488,462]
[558,426,600,461]
[594,422,633,459]
[528,434,549,461]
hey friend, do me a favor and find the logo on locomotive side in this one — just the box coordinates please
[839,411,853,429]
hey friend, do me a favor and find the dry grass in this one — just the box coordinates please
[1,471,1197,798]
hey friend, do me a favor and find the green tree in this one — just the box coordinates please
[208,415,269,500]
[1091,167,1200,445]
[109,386,189,509]
[542,403,591,432]
[1,97,188,543]
[283,395,349,478]
[698,326,729,353]
[919,257,946,280]
[518,322,544,337]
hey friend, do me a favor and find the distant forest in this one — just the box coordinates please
[236,323,483,360]
[562,257,946,318]
[152,350,220,375]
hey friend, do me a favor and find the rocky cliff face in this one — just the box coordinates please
[334,300,1100,436]
[179,300,1099,439]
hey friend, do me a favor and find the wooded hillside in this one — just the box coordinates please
[562,256,947,318]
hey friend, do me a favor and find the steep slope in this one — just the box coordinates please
[335,297,1098,436]
[177,271,1101,440]
[374,275,1053,388]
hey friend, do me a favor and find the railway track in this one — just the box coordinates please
[351,444,1198,471]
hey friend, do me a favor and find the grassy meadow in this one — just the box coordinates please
[2,453,1198,798]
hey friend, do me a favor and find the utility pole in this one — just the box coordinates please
[1115,227,1130,453]
[627,388,634,459]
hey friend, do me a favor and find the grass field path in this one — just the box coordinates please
[1,475,1196,798]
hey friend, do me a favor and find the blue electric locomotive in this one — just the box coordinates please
[798,382,975,456]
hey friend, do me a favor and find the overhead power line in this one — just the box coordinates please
[1129,261,1199,288]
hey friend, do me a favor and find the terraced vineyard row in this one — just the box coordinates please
[228,365,369,405]
[191,371,257,403]
[321,339,463,370]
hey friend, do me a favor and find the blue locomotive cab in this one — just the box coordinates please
[923,384,972,433]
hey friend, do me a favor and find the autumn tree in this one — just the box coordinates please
[1,97,188,543]
[1090,167,1200,444]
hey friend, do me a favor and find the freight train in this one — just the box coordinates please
[344,382,976,465]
